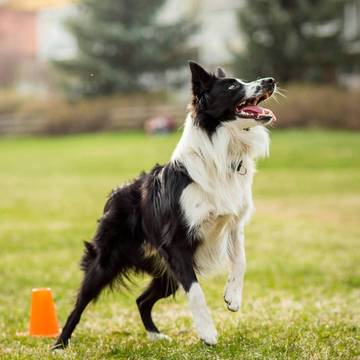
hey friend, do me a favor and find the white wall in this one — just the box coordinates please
[37,4,77,61]
[159,0,245,66]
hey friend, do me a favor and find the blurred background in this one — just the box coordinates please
[0,1,359,358]
[0,0,359,134]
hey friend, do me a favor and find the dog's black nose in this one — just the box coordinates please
[261,77,276,86]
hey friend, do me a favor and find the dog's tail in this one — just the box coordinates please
[80,238,136,291]
[80,241,97,272]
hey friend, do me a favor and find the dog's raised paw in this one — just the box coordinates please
[226,301,240,312]
[224,288,242,312]
[147,332,172,342]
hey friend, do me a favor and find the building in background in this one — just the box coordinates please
[159,0,242,66]
[342,0,360,88]
[0,0,76,94]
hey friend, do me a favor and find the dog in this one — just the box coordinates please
[53,61,276,349]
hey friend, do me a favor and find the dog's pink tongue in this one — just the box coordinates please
[242,105,277,121]
[241,105,263,114]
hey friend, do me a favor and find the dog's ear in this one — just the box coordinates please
[216,67,226,78]
[189,61,214,96]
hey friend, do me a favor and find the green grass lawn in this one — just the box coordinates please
[0,129,359,359]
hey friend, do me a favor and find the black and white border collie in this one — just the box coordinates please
[53,61,277,349]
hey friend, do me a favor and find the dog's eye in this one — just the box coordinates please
[228,83,239,90]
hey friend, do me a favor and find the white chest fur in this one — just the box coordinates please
[172,114,270,274]
[180,170,254,273]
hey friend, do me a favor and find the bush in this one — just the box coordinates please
[0,86,359,135]
[18,97,114,135]
[0,91,29,114]
[0,92,178,135]
[270,85,360,129]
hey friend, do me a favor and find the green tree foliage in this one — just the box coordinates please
[233,0,359,83]
[55,0,197,97]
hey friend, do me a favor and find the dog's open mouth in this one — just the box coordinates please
[235,94,276,122]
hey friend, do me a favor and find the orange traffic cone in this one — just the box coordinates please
[29,288,60,337]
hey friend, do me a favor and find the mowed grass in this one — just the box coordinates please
[0,129,359,359]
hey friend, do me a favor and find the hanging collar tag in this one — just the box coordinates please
[231,160,247,175]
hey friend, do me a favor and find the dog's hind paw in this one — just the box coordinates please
[51,339,69,351]
[147,332,172,342]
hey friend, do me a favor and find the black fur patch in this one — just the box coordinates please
[53,161,198,348]
[189,61,248,137]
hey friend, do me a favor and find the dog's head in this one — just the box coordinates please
[189,61,277,135]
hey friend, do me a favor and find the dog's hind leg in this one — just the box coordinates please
[52,202,136,350]
[137,272,178,341]
[52,258,118,350]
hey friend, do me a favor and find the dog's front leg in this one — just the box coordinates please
[166,246,218,345]
[224,225,246,312]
